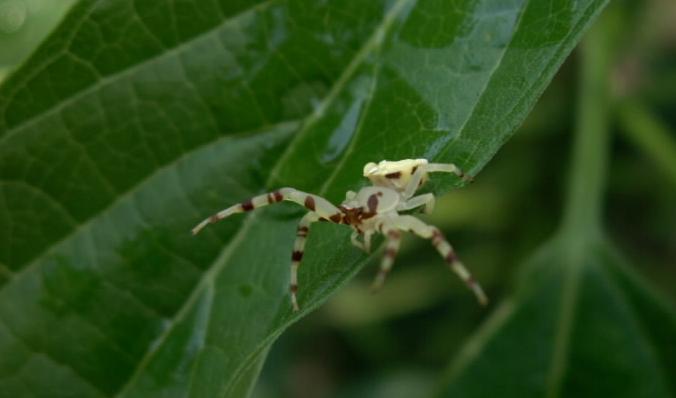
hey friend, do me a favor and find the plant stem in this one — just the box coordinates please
[617,100,676,186]
[560,12,616,239]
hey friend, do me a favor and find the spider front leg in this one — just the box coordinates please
[350,229,375,253]
[403,162,428,198]
[397,193,436,214]
[350,231,367,252]
[289,212,321,312]
[192,187,342,235]
[392,215,488,305]
[426,162,473,182]
[370,229,401,292]
[402,162,472,199]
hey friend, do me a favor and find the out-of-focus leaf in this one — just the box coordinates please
[437,237,676,397]
[437,8,676,397]
[617,100,676,186]
[0,0,607,396]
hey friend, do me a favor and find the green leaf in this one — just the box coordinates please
[0,0,608,396]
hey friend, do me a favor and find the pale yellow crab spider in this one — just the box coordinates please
[193,159,485,311]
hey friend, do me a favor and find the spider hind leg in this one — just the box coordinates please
[393,215,488,305]
[371,229,401,292]
[289,213,320,311]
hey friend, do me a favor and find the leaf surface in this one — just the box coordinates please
[0,0,607,396]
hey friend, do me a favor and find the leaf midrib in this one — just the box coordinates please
[117,0,412,394]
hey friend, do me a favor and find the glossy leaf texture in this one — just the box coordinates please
[0,0,607,396]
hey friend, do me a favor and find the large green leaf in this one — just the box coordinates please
[0,0,607,396]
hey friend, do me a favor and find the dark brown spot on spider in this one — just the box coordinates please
[296,226,308,237]
[209,215,221,223]
[273,190,284,202]
[290,284,298,293]
[304,196,316,211]
[431,229,443,245]
[361,211,376,220]
[445,252,458,263]
[412,166,418,173]
[292,251,304,262]
[385,171,401,179]
[241,199,254,211]
[385,247,398,258]
[341,206,364,225]
[329,213,342,223]
[466,276,476,286]
[367,194,379,213]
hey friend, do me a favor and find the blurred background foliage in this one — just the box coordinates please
[0,0,673,397]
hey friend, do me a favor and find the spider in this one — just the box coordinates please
[192,159,487,311]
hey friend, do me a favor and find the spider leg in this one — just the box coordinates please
[350,231,367,252]
[192,187,342,235]
[363,230,375,252]
[289,212,321,311]
[370,229,401,292]
[403,164,427,198]
[397,193,435,213]
[426,162,473,182]
[392,215,488,305]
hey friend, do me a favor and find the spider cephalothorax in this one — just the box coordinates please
[193,159,487,311]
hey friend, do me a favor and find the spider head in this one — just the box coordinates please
[363,159,429,191]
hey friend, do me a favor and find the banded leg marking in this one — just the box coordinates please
[426,162,473,182]
[393,215,487,305]
[290,212,320,311]
[192,187,342,235]
[371,229,401,292]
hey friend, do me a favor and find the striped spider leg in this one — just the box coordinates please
[370,227,401,291]
[192,187,343,311]
[370,215,488,305]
